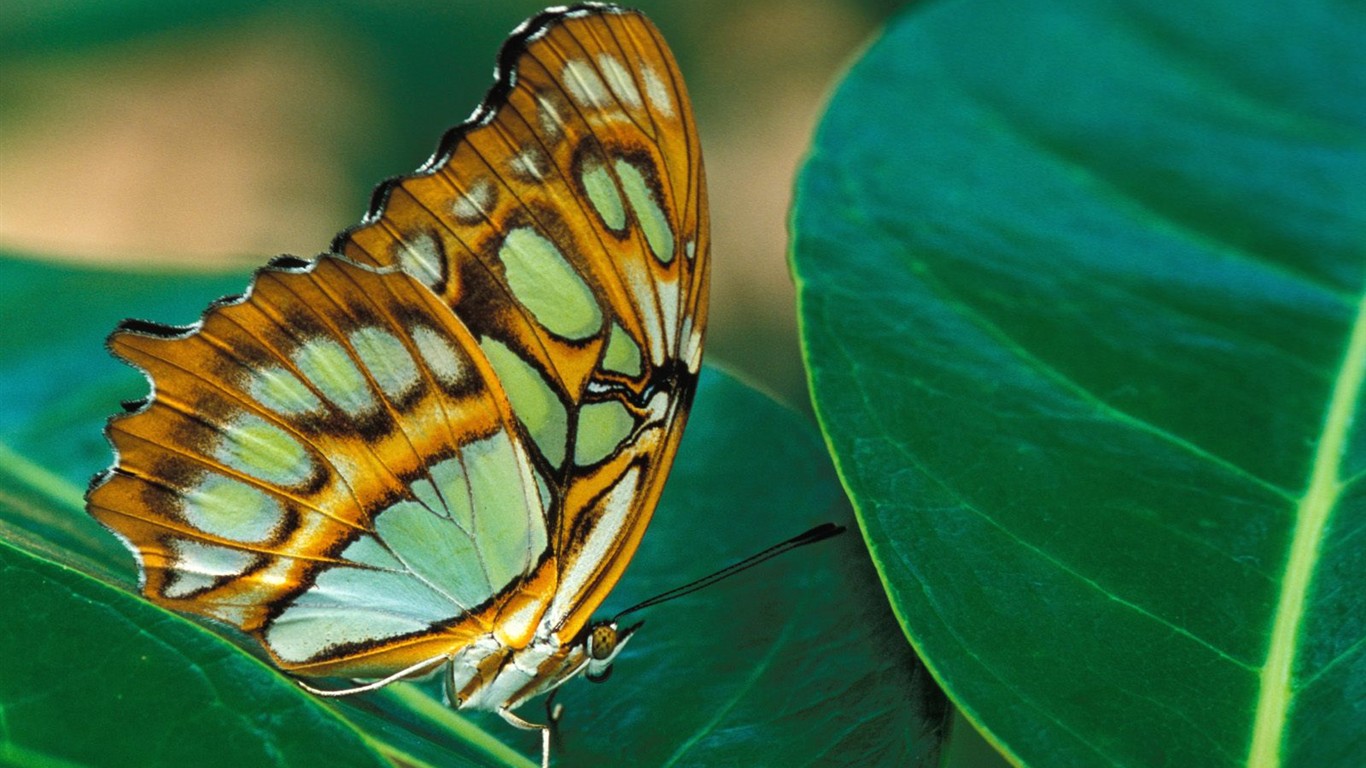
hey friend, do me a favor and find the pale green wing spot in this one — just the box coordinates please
[350,327,420,401]
[581,160,626,230]
[213,413,313,487]
[464,430,548,588]
[374,500,492,608]
[480,338,568,467]
[292,337,375,416]
[532,464,553,516]
[411,326,467,387]
[498,227,603,340]
[429,456,475,530]
[395,231,443,289]
[623,259,666,366]
[563,58,613,109]
[659,277,681,350]
[342,534,405,570]
[248,366,323,416]
[546,466,641,626]
[452,179,494,223]
[180,474,284,543]
[574,400,635,467]
[597,53,642,109]
[164,538,256,599]
[614,159,674,264]
[641,64,674,118]
[509,148,550,182]
[602,322,642,377]
[682,312,703,373]
[265,565,464,663]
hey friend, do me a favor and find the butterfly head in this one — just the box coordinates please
[581,619,642,684]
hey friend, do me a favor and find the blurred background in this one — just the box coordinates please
[0,0,904,410]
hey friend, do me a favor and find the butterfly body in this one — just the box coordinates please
[85,2,706,755]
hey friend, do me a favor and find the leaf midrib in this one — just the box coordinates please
[1247,287,1366,767]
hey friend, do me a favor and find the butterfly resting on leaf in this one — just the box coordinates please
[83,4,830,766]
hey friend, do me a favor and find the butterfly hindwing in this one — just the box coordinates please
[89,258,550,677]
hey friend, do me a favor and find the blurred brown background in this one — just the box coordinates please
[0,0,901,409]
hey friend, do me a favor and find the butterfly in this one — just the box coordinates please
[85,3,707,765]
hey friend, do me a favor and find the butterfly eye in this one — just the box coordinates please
[584,621,623,683]
[588,622,618,661]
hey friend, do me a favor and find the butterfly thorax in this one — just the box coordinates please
[449,619,635,712]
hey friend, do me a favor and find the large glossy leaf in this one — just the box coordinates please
[791,1,1366,767]
[0,540,403,768]
[0,252,946,766]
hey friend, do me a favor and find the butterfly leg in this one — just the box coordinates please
[543,688,566,757]
[500,708,552,768]
[545,687,564,728]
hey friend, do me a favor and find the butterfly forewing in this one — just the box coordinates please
[336,6,708,641]
[87,2,707,693]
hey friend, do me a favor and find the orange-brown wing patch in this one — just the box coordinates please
[88,256,550,677]
[334,6,709,643]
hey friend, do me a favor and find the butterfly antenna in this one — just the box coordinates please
[613,522,846,620]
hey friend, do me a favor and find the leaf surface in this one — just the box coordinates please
[791,1,1366,766]
[0,252,946,767]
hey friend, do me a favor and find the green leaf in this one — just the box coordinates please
[550,370,947,768]
[0,540,395,768]
[0,252,946,766]
[791,1,1366,767]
